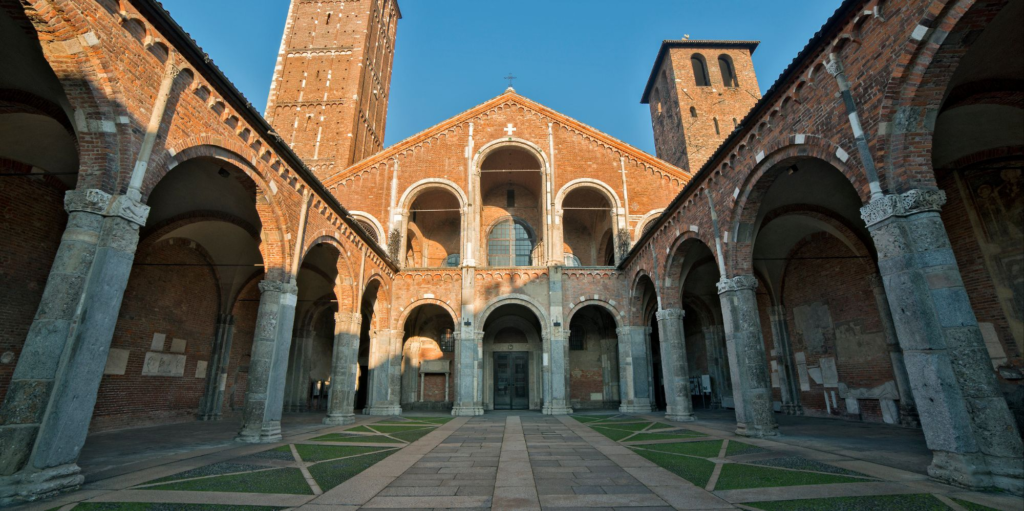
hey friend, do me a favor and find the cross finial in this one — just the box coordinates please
[504,73,517,89]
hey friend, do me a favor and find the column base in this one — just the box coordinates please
[451,404,484,416]
[735,421,779,439]
[542,404,573,415]
[781,403,803,416]
[929,451,1023,495]
[665,413,696,422]
[322,413,355,426]
[899,404,920,428]
[619,400,653,413]
[0,463,84,507]
[365,404,402,416]
[235,421,282,443]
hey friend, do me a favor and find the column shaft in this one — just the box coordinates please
[656,309,695,421]
[365,329,403,415]
[617,326,653,412]
[703,325,727,409]
[767,305,802,415]
[868,274,919,427]
[862,190,1022,492]
[718,275,778,438]
[325,313,361,425]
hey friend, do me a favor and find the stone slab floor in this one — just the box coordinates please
[9,412,1021,511]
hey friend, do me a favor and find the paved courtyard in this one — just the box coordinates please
[12,413,1020,511]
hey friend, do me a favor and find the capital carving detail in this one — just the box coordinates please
[860,189,946,227]
[259,279,299,296]
[64,189,151,227]
[824,54,844,77]
[335,311,362,327]
[717,275,758,294]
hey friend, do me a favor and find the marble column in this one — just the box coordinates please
[199,314,235,420]
[862,189,1022,493]
[601,338,620,404]
[717,275,778,438]
[617,326,653,413]
[452,330,484,416]
[0,190,149,505]
[365,329,402,415]
[867,273,920,427]
[542,330,573,415]
[236,279,298,443]
[285,329,312,412]
[767,305,803,415]
[703,325,727,409]
[656,309,695,421]
[324,312,361,425]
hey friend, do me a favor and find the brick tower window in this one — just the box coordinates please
[719,55,739,87]
[691,54,711,87]
[690,107,698,118]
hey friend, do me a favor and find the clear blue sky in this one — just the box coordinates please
[160,0,844,154]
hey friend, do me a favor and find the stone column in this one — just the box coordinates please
[717,275,778,438]
[0,189,148,505]
[655,309,695,421]
[401,340,421,407]
[542,330,573,415]
[767,305,803,415]
[324,312,361,425]
[703,325,727,409]
[862,190,1022,492]
[285,329,311,412]
[617,326,653,412]
[452,330,484,415]
[236,279,298,443]
[601,338,620,404]
[867,273,919,427]
[365,329,402,415]
[199,314,235,420]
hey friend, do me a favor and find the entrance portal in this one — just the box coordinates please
[493,352,529,410]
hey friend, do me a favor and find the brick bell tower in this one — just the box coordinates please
[266,0,400,180]
[642,40,761,172]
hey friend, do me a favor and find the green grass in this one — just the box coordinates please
[271,445,292,453]
[145,463,270,484]
[147,467,312,495]
[952,498,1001,511]
[714,463,868,491]
[308,449,396,491]
[406,416,452,424]
[367,425,434,433]
[391,428,435,443]
[345,425,374,433]
[71,505,284,511]
[311,433,404,444]
[632,447,716,487]
[292,444,394,462]
[573,415,616,423]
[647,422,675,430]
[726,440,767,456]
[600,416,649,423]
[631,440,724,458]
[745,494,950,510]
[589,421,653,432]
[626,431,707,442]
[590,426,637,441]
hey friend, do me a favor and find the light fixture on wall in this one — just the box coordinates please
[464,320,472,327]
[553,321,562,327]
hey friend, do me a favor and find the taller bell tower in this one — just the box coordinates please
[266,0,400,180]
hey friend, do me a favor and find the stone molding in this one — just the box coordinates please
[65,189,151,226]
[655,309,684,321]
[860,189,946,227]
[615,326,632,338]
[259,279,299,296]
[717,275,758,294]
[334,311,362,327]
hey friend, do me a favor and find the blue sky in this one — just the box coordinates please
[161,0,844,154]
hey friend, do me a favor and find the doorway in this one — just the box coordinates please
[493,352,529,410]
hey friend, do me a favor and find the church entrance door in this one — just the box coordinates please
[493,352,529,410]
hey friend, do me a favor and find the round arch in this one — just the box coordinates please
[566,300,623,329]
[301,234,359,315]
[473,137,551,174]
[634,209,665,240]
[348,211,385,244]
[554,179,622,211]
[477,294,550,335]
[397,299,460,330]
[398,178,468,210]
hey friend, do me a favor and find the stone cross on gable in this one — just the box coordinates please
[504,124,517,136]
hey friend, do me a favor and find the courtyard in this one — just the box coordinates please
[10,412,1019,511]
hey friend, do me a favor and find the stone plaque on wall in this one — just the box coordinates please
[792,302,834,355]
[195,360,208,378]
[104,348,130,375]
[142,352,186,377]
[150,333,166,352]
[169,338,187,354]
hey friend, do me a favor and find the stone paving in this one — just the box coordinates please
[10,412,1021,511]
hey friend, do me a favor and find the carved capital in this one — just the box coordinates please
[259,279,299,296]
[108,195,150,226]
[335,311,362,327]
[860,189,946,227]
[824,54,844,77]
[615,326,633,338]
[65,188,113,215]
[717,275,758,294]
[655,309,684,321]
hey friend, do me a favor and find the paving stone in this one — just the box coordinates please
[572,486,606,495]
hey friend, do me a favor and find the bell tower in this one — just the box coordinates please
[266,0,400,180]
[642,40,761,171]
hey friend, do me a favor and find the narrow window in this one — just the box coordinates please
[733,118,738,127]
[718,55,739,87]
[714,117,720,135]
[569,327,585,351]
[326,12,332,25]
[690,107,698,118]
[691,54,711,87]
[506,189,515,207]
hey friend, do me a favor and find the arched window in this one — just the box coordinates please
[652,88,662,115]
[691,54,710,87]
[487,218,534,266]
[563,254,581,267]
[718,55,739,87]
[690,107,698,118]
[356,220,379,243]
[444,254,460,267]
[713,117,720,135]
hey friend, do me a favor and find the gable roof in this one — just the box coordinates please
[324,89,691,186]
[641,40,761,103]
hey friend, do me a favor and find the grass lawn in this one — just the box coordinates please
[631,440,724,458]
[71,504,284,511]
[647,422,675,430]
[344,425,374,433]
[573,415,616,423]
[631,447,716,487]
[745,493,951,510]
[291,444,394,462]
[308,449,396,491]
[749,456,869,477]
[590,426,637,441]
[310,433,403,444]
[391,428,434,442]
[145,463,270,484]
[406,417,452,424]
[725,440,767,456]
[952,498,1001,511]
[590,421,653,432]
[147,467,312,495]
[366,425,434,433]
[714,463,868,490]
[626,431,706,442]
